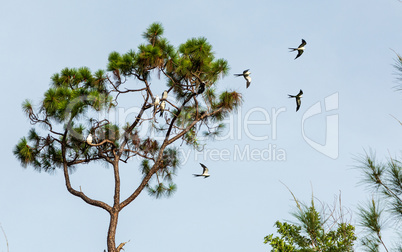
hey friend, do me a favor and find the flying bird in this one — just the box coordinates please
[288,89,303,112]
[234,69,251,88]
[153,95,160,114]
[159,100,166,117]
[86,134,93,145]
[289,39,307,60]
[193,163,210,178]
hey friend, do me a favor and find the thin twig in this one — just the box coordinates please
[0,223,9,252]
[116,239,130,252]
[389,114,402,126]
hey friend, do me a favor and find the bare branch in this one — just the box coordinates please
[390,114,402,126]
[62,122,112,212]
[116,240,130,252]
[0,223,9,252]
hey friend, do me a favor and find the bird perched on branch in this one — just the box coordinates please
[288,89,303,112]
[193,163,210,178]
[86,134,93,145]
[234,69,251,88]
[159,101,166,117]
[159,90,168,117]
[197,82,205,95]
[153,95,160,115]
[162,90,168,100]
[289,39,307,60]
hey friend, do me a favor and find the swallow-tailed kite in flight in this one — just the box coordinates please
[288,89,303,112]
[86,134,93,145]
[193,163,210,178]
[234,69,251,88]
[289,39,307,60]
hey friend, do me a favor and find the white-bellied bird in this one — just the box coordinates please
[234,69,251,88]
[162,90,168,100]
[159,100,166,117]
[153,95,160,114]
[193,163,210,178]
[86,134,93,145]
[288,89,303,112]
[289,39,307,60]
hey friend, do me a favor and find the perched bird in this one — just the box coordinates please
[162,90,168,100]
[288,89,303,112]
[159,100,166,117]
[193,163,210,178]
[153,95,160,114]
[86,134,93,145]
[289,39,307,60]
[197,82,205,95]
[234,69,251,88]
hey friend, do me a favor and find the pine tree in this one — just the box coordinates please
[264,191,356,251]
[13,23,242,252]
[356,52,402,252]
[357,153,402,251]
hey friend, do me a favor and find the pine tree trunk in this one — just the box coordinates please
[107,210,119,252]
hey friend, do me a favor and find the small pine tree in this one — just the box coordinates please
[14,23,242,252]
[356,153,402,252]
[264,192,356,251]
[356,52,402,252]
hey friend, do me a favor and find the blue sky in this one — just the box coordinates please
[1,0,402,251]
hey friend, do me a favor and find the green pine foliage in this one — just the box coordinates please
[356,52,402,252]
[14,22,243,251]
[357,153,402,251]
[14,22,241,199]
[393,50,402,84]
[264,195,356,251]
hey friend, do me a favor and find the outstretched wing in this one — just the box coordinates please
[297,89,303,96]
[199,163,209,174]
[299,39,307,47]
[245,75,251,88]
[295,50,304,59]
[296,97,301,112]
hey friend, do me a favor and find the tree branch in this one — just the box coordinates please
[62,122,112,212]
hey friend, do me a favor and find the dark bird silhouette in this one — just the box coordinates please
[197,82,205,95]
[193,163,210,178]
[289,39,307,60]
[234,69,251,88]
[288,89,303,112]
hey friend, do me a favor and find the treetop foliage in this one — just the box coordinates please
[356,152,402,251]
[14,22,242,200]
[264,194,356,252]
